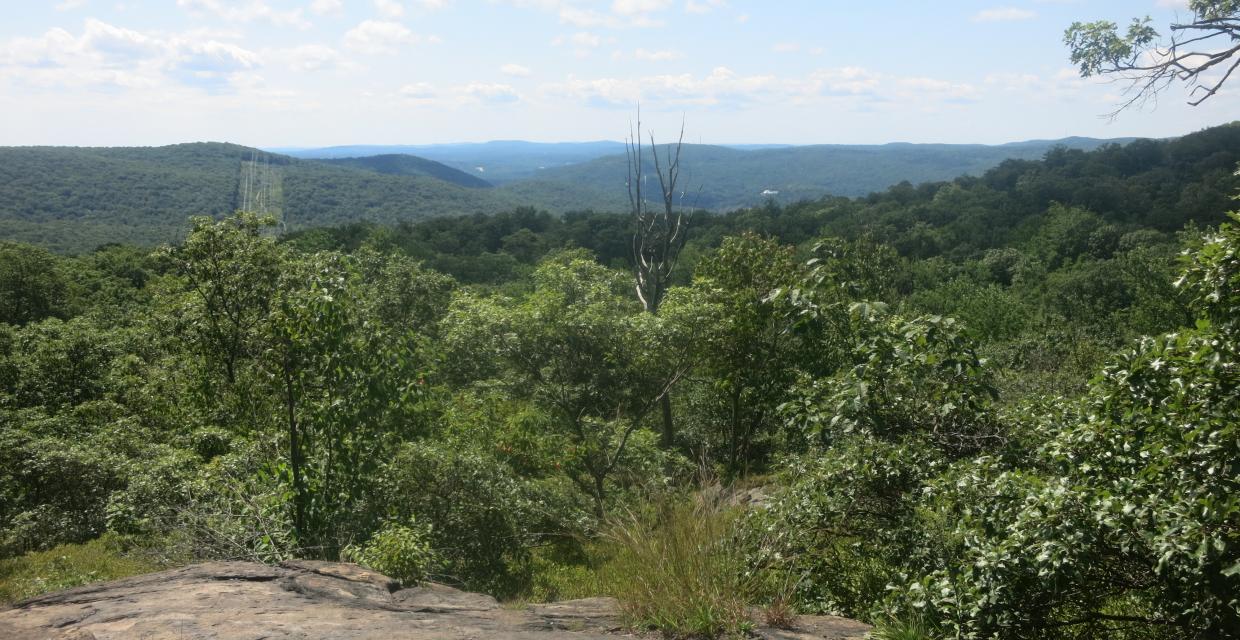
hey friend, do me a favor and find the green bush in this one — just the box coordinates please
[346,518,436,586]
[380,441,547,595]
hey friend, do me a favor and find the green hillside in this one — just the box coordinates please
[316,154,494,188]
[0,143,517,253]
[499,138,1139,210]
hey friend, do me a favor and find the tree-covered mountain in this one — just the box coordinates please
[276,141,629,184]
[0,143,520,253]
[276,137,1135,194]
[495,137,1141,210]
[315,154,494,189]
[2,128,1232,255]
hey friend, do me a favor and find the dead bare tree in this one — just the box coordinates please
[626,110,696,448]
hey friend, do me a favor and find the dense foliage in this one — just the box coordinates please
[2,126,1239,639]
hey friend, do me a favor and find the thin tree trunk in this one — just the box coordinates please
[284,351,306,548]
[659,393,675,448]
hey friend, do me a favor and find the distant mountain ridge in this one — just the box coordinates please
[0,142,521,253]
[277,136,1144,209]
[0,134,1175,254]
[317,154,493,189]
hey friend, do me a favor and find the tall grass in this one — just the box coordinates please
[605,496,755,639]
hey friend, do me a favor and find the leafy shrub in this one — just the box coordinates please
[346,518,435,586]
[380,441,543,595]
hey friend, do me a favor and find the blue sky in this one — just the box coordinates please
[0,0,1235,146]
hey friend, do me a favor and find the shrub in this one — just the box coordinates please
[380,441,544,595]
[345,518,435,586]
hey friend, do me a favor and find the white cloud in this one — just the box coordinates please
[276,44,339,71]
[374,0,404,18]
[309,0,342,15]
[395,80,518,106]
[412,0,452,9]
[540,65,979,111]
[684,0,724,14]
[735,13,749,23]
[772,42,800,53]
[463,82,519,104]
[0,18,263,93]
[343,20,434,54]
[611,0,671,15]
[633,48,682,61]
[971,7,1036,22]
[569,31,601,47]
[500,63,531,76]
[55,0,88,11]
[498,0,666,28]
[399,81,437,103]
[176,0,311,29]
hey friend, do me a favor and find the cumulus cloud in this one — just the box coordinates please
[611,0,672,15]
[633,48,682,61]
[309,0,342,15]
[177,0,311,29]
[684,0,724,14]
[540,65,980,111]
[500,62,532,76]
[497,0,666,28]
[374,0,405,18]
[343,20,436,54]
[463,82,519,104]
[394,80,519,106]
[0,18,264,93]
[275,44,340,71]
[971,7,1036,22]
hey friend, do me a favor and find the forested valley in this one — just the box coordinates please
[2,122,1239,639]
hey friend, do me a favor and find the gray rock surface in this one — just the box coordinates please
[0,561,870,639]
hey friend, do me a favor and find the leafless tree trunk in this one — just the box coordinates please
[626,111,694,448]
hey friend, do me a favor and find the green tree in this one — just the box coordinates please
[165,213,282,386]
[0,242,67,326]
[442,251,688,518]
[685,233,803,474]
[264,251,428,553]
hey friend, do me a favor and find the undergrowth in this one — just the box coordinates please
[0,533,177,603]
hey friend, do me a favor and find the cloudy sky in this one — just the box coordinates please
[0,0,1235,146]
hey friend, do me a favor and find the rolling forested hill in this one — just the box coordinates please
[0,129,1229,255]
[494,138,1139,210]
[316,155,494,188]
[277,140,629,183]
[0,143,519,253]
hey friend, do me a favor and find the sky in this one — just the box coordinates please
[0,0,1235,147]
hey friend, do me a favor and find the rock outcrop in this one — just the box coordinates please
[0,561,871,639]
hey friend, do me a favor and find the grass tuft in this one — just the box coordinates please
[605,496,754,639]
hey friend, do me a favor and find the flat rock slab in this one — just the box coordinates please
[0,561,870,640]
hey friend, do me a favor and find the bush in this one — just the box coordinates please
[346,518,435,587]
[380,441,544,595]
